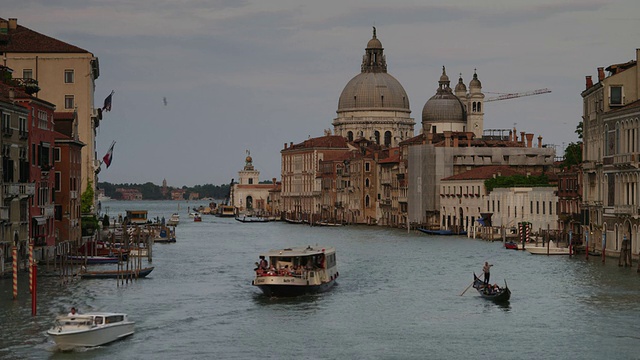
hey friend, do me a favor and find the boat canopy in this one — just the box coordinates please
[260,246,335,258]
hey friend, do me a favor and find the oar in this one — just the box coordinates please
[460,273,483,296]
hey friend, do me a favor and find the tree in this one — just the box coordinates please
[81,180,94,214]
[575,121,583,140]
[563,142,582,168]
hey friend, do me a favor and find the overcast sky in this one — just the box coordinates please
[4,1,639,187]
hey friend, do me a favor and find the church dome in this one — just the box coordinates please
[422,66,466,123]
[337,27,410,112]
[338,72,410,111]
[454,74,467,93]
[469,71,482,89]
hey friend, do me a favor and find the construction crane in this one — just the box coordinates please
[484,88,551,102]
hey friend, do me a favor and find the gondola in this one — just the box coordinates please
[472,272,511,302]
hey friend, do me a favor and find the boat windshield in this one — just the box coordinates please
[55,316,94,327]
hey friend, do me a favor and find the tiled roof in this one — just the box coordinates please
[442,165,537,181]
[286,135,350,151]
[54,111,75,120]
[0,18,89,53]
[379,148,400,164]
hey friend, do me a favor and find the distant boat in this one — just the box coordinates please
[193,214,202,222]
[314,221,344,227]
[235,216,269,223]
[166,213,180,226]
[472,273,511,303]
[216,205,235,217]
[417,228,467,236]
[525,241,571,255]
[65,255,121,264]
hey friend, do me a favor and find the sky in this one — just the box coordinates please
[3,0,639,187]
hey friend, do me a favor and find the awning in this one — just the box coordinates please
[33,216,46,225]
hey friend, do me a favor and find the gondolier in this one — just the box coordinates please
[482,261,493,285]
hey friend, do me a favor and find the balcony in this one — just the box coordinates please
[11,78,40,95]
[612,205,638,216]
[2,126,13,137]
[42,204,55,217]
[19,130,28,140]
[612,153,639,168]
[3,183,35,198]
[380,199,392,206]
[70,190,78,199]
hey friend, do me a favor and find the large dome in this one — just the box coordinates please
[338,72,410,112]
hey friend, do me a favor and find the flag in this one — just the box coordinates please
[103,141,115,168]
[102,91,114,112]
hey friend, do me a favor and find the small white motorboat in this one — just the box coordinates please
[525,240,571,255]
[166,213,180,226]
[47,312,135,350]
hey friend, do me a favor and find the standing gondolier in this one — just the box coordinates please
[482,262,493,285]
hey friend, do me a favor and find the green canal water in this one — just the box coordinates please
[1,200,639,359]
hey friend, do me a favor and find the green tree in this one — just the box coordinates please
[562,142,582,168]
[575,121,583,140]
[81,180,94,214]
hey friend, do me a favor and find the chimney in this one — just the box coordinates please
[520,132,525,145]
[284,142,287,149]
[538,135,543,148]
[8,18,17,30]
[466,133,472,147]
[272,178,276,185]
[290,142,293,148]
[585,75,593,90]
[444,131,451,147]
[526,133,534,148]
[453,136,459,148]
[0,20,8,34]
[374,152,379,161]
[597,67,605,82]
[8,88,15,101]
[426,133,433,145]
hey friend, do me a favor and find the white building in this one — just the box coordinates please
[485,187,558,234]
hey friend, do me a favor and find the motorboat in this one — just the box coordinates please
[525,240,571,255]
[166,213,180,226]
[252,246,338,297]
[80,267,154,279]
[216,205,235,217]
[193,213,202,222]
[235,215,269,223]
[47,312,135,350]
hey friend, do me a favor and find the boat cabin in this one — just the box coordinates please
[259,246,337,274]
[126,210,149,225]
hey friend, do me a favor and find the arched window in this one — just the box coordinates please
[347,131,353,142]
[472,102,477,112]
[246,196,253,210]
[365,195,370,207]
[365,178,370,187]
[384,131,392,147]
[374,131,380,145]
[358,131,364,138]
[477,102,481,112]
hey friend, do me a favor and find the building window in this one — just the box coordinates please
[55,172,61,191]
[347,131,353,142]
[23,69,33,79]
[64,69,74,84]
[610,86,623,106]
[54,147,61,162]
[384,131,392,147]
[64,95,74,109]
[365,162,370,172]
[365,178,370,187]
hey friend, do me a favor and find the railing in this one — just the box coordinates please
[3,183,35,197]
[612,205,638,216]
[19,130,28,140]
[2,127,13,137]
[380,199,392,206]
[613,153,638,166]
[43,204,55,217]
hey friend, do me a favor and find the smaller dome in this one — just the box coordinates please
[469,71,481,88]
[367,27,382,49]
[439,66,450,83]
[455,74,467,93]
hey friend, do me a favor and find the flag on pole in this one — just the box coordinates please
[102,91,114,112]
[103,141,115,168]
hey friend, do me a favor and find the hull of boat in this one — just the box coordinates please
[254,279,336,297]
[525,246,571,255]
[417,228,467,236]
[65,256,121,264]
[47,322,135,349]
[80,267,154,279]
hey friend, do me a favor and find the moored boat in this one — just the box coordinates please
[472,273,511,303]
[65,255,121,264]
[418,228,467,236]
[216,205,235,217]
[252,246,338,297]
[80,267,154,279]
[47,312,135,350]
[235,216,269,223]
[525,241,571,255]
[193,214,202,222]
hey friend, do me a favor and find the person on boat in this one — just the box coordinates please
[259,256,268,270]
[68,307,77,317]
[482,262,493,285]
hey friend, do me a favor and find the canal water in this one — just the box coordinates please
[1,200,639,359]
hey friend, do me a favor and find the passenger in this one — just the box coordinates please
[259,256,268,270]
[284,265,292,276]
[68,307,78,317]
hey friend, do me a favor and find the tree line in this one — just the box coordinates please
[98,182,232,200]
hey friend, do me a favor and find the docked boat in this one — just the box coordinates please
[472,273,511,303]
[80,267,154,279]
[314,221,344,227]
[47,312,135,350]
[153,227,176,243]
[216,205,235,217]
[235,216,269,223]
[283,217,306,225]
[525,241,571,255]
[193,214,202,222]
[125,210,149,225]
[65,255,121,264]
[166,213,180,226]
[417,228,467,236]
[252,246,338,297]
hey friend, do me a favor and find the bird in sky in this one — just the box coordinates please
[163,97,168,106]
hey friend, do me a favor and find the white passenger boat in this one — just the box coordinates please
[47,312,135,350]
[525,241,571,255]
[166,213,180,226]
[252,246,339,297]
